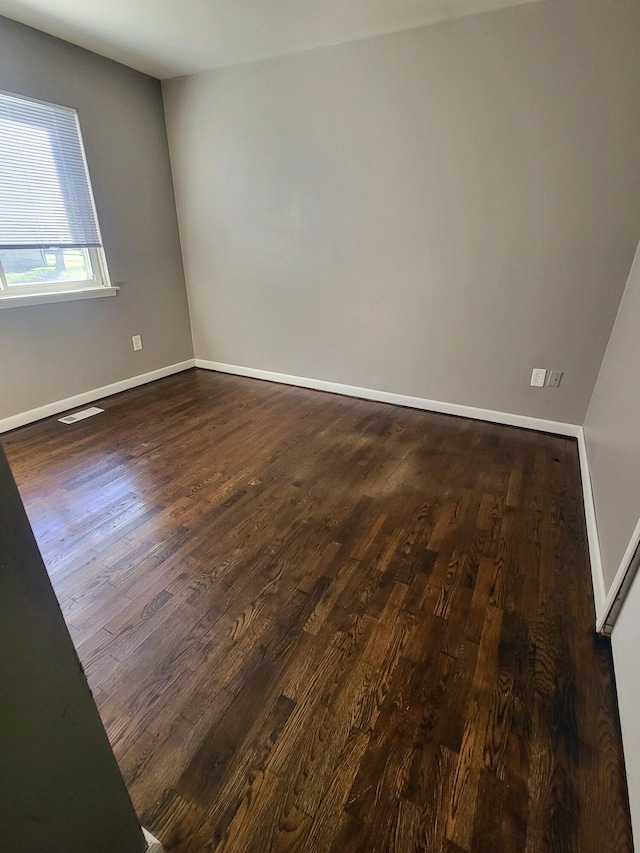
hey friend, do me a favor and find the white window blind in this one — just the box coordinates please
[0,91,102,250]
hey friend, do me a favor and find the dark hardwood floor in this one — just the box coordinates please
[2,368,632,852]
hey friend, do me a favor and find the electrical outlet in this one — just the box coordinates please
[132,334,143,351]
[530,368,546,388]
[547,370,563,388]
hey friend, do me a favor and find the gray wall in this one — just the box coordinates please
[163,0,640,425]
[584,244,640,592]
[0,442,146,853]
[0,16,193,423]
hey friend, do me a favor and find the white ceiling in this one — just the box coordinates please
[0,0,540,79]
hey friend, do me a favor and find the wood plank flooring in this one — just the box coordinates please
[2,368,632,852]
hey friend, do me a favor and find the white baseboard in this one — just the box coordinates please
[4,354,605,632]
[577,427,606,627]
[143,827,164,852]
[576,427,640,635]
[196,359,612,627]
[597,515,640,635]
[194,358,581,438]
[0,359,196,434]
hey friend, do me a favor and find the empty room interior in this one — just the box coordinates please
[2,0,640,851]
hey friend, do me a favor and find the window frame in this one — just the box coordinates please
[0,90,117,309]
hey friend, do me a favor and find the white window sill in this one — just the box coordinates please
[0,285,119,309]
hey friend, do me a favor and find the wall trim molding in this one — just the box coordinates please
[0,359,196,434]
[3,354,607,634]
[597,515,640,635]
[143,827,164,852]
[194,358,581,437]
[577,428,640,635]
[196,359,617,630]
[577,427,606,627]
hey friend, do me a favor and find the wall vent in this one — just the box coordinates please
[58,407,104,424]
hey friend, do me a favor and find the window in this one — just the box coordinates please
[0,90,116,307]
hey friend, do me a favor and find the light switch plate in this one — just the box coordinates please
[548,370,563,388]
